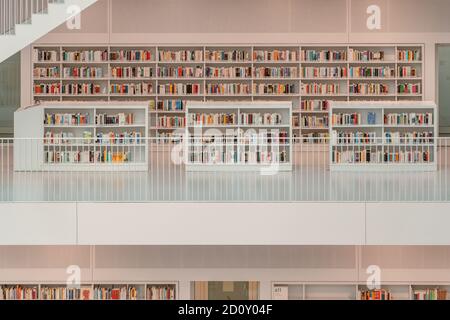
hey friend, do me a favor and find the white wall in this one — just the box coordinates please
[3,245,450,286]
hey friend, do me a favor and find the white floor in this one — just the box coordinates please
[1,146,450,202]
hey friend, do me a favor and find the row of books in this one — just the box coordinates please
[34,83,61,94]
[147,286,176,300]
[34,67,59,78]
[384,131,434,144]
[348,66,395,78]
[332,131,435,145]
[332,131,378,144]
[63,67,104,78]
[413,288,447,300]
[349,49,385,62]
[155,132,184,144]
[301,83,340,95]
[359,289,392,300]
[254,66,297,78]
[153,99,185,111]
[159,66,203,78]
[1,285,176,300]
[95,113,135,125]
[33,49,58,62]
[205,49,251,62]
[188,113,237,126]
[34,48,422,63]
[384,112,433,125]
[253,83,296,95]
[157,116,186,128]
[111,66,153,78]
[0,286,38,300]
[40,287,89,300]
[332,150,432,164]
[205,83,250,95]
[110,83,154,95]
[110,50,153,62]
[45,150,132,164]
[332,112,377,126]
[188,150,289,164]
[61,83,104,95]
[44,131,144,145]
[239,113,283,125]
[398,49,421,62]
[33,65,421,79]
[301,100,330,111]
[301,133,329,144]
[398,66,419,78]
[95,132,144,145]
[302,66,347,78]
[93,287,128,300]
[44,113,90,126]
[159,50,203,62]
[300,115,329,128]
[158,83,201,95]
[332,149,379,164]
[301,49,347,62]
[206,66,252,78]
[62,50,108,62]
[44,131,92,144]
[349,83,389,95]
[397,83,421,94]
[189,130,290,145]
[253,50,298,62]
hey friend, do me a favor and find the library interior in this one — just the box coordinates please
[1,0,450,301]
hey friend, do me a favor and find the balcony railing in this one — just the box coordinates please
[0,0,64,35]
[0,137,449,202]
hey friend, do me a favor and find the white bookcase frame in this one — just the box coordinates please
[14,103,149,171]
[185,101,293,171]
[31,44,425,145]
[329,100,437,171]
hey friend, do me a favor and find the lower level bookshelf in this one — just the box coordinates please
[0,282,178,300]
[272,283,450,300]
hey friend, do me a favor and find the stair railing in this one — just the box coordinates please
[0,0,65,35]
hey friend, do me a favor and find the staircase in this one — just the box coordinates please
[0,0,98,63]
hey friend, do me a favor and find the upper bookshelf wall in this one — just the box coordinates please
[31,44,424,141]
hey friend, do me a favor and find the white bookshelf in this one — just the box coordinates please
[32,44,424,146]
[185,101,292,171]
[14,103,148,171]
[0,282,178,300]
[329,100,437,171]
[272,282,449,300]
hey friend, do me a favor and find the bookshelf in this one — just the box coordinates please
[0,282,177,300]
[185,101,292,171]
[14,103,148,171]
[329,101,437,171]
[32,44,424,146]
[272,283,449,300]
